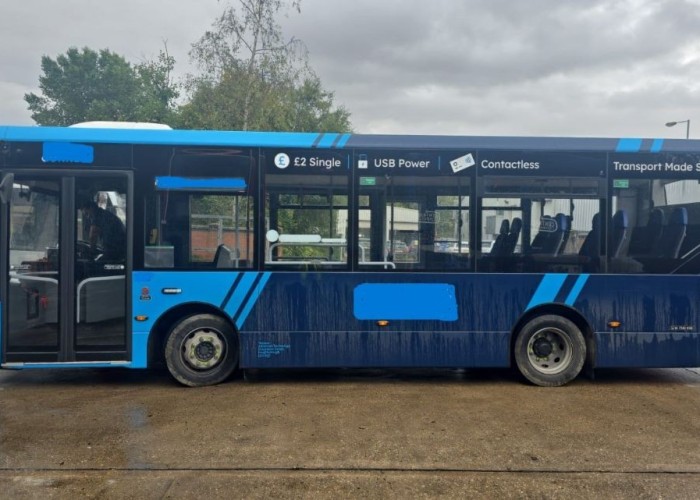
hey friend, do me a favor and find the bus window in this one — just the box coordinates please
[142,147,257,269]
[265,171,349,270]
[145,191,254,269]
[479,177,602,273]
[611,178,699,274]
[358,174,471,272]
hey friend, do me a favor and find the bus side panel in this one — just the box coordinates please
[575,275,700,368]
[134,271,700,370]
[134,271,546,369]
[595,332,700,367]
[239,272,544,369]
[240,331,511,368]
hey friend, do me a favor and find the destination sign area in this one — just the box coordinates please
[354,150,472,176]
[476,151,607,177]
[609,153,700,179]
[265,149,700,179]
[354,150,607,177]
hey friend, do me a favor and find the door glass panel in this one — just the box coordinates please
[7,179,61,351]
[358,175,471,271]
[75,178,127,349]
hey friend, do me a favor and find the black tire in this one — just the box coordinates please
[514,315,586,387]
[164,314,238,387]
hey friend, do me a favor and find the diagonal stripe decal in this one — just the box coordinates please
[525,273,590,311]
[223,272,259,319]
[318,133,338,148]
[650,138,664,152]
[526,274,567,311]
[565,274,589,305]
[336,134,351,148]
[235,272,271,329]
[616,138,642,152]
[220,272,242,309]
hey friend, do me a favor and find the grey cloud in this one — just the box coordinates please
[2,0,699,137]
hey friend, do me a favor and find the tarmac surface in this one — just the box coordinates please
[1,366,699,498]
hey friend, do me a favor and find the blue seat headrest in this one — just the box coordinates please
[555,213,568,231]
[670,207,688,225]
[613,210,628,228]
[649,208,664,226]
[499,219,510,235]
[510,218,522,232]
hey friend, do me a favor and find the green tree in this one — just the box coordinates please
[179,0,351,132]
[25,47,178,126]
[133,50,180,124]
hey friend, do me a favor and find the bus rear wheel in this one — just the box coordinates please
[514,315,586,387]
[164,314,238,387]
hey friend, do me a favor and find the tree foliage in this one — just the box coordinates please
[24,1,351,133]
[180,0,351,132]
[25,47,178,126]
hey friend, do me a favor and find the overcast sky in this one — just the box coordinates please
[2,0,699,138]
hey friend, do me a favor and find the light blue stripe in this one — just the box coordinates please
[236,272,271,329]
[616,138,642,152]
[3,362,132,369]
[526,274,567,310]
[318,133,338,148]
[564,274,589,305]
[336,134,351,148]
[131,331,149,367]
[650,139,664,152]
[223,273,259,319]
[7,127,323,148]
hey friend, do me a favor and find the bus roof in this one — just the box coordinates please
[1,125,698,153]
[69,121,173,130]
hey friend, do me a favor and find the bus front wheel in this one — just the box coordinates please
[164,314,238,387]
[514,315,586,387]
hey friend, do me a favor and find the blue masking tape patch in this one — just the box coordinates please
[42,142,94,164]
[354,283,458,321]
[155,177,247,191]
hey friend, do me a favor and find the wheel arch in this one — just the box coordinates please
[510,303,596,370]
[146,301,237,366]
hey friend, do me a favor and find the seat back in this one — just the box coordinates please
[609,210,628,258]
[561,215,573,253]
[214,244,233,268]
[529,216,553,252]
[629,208,664,256]
[530,213,568,255]
[657,207,687,258]
[490,219,510,255]
[504,217,522,254]
[578,213,601,258]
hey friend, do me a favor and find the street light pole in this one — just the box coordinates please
[665,120,690,139]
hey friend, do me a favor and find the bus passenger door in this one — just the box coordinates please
[1,171,131,365]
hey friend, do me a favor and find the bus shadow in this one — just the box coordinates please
[242,367,527,386]
[589,367,700,385]
[1,366,696,388]
[240,366,699,387]
[0,367,174,388]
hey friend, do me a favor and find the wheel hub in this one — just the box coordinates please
[183,329,225,370]
[526,327,573,375]
[532,337,553,357]
[195,341,216,361]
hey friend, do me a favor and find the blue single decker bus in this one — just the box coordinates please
[1,124,699,386]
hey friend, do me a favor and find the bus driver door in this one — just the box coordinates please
[1,171,131,366]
